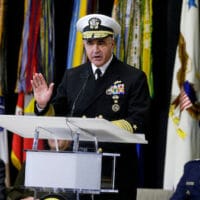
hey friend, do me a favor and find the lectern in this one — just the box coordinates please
[0,115,147,200]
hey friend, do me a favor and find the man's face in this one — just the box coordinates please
[83,36,114,67]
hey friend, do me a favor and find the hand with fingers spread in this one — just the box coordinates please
[31,73,54,109]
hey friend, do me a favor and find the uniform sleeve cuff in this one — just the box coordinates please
[111,119,134,133]
[34,101,50,116]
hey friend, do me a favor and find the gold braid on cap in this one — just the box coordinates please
[83,30,114,39]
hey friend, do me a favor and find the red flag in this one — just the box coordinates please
[11,92,44,170]
[11,92,24,170]
[25,0,42,92]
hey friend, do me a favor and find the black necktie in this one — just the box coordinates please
[95,68,102,80]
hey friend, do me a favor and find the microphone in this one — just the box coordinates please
[70,72,90,116]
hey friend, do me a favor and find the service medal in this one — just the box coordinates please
[112,104,120,112]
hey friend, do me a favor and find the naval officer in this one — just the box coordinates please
[31,13,151,200]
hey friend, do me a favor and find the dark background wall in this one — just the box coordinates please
[147,0,182,188]
[3,0,182,187]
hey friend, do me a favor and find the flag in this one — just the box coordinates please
[25,0,42,92]
[15,0,32,93]
[66,0,88,68]
[40,0,55,83]
[112,0,154,96]
[127,0,141,69]
[112,0,131,62]
[163,0,200,189]
[12,0,41,170]
[112,0,153,187]
[140,0,153,96]
[11,92,44,170]
[11,92,24,170]
[12,0,55,170]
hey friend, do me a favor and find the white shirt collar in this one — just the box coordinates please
[91,54,113,75]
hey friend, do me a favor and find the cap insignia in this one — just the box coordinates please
[88,17,101,30]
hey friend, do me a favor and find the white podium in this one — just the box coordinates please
[0,114,147,199]
[25,151,102,191]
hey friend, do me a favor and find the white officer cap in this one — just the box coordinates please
[76,14,121,40]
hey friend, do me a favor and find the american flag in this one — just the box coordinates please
[180,81,196,111]
[180,88,192,111]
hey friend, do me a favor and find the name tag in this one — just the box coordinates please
[186,181,195,186]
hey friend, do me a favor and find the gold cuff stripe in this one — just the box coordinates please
[112,119,133,133]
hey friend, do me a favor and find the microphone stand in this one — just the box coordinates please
[70,73,90,117]
[32,126,59,151]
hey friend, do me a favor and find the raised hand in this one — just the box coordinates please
[31,73,54,109]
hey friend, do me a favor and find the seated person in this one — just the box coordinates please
[170,159,200,200]
[0,158,6,200]
[7,139,74,200]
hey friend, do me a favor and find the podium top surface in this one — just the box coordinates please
[0,114,147,144]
